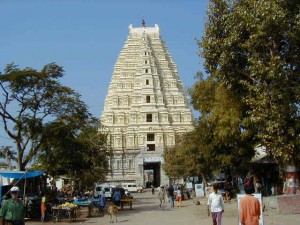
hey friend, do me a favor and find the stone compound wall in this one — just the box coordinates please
[264,195,300,214]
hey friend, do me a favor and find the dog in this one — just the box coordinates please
[107,202,118,223]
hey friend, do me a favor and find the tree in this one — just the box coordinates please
[163,107,254,182]
[0,63,91,170]
[162,147,182,180]
[198,0,300,164]
[0,146,17,169]
[74,119,111,188]
[163,126,214,181]
[191,0,300,193]
[234,0,300,164]
[34,118,111,189]
[189,73,255,177]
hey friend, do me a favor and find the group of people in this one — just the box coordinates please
[0,185,125,224]
[207,180,261,225]
[157,184,183,209]
[96,187,123,211]
[0,178,262,225]
[102,187,132,210]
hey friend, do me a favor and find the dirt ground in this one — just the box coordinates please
[27,189,299,225]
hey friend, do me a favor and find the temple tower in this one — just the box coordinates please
[100,23,194,187]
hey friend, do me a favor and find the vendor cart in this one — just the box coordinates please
[52,206,77,223]
[73,200,92,217]
[120,196,133,210]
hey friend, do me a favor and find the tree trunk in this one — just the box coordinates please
[284,164,299,195]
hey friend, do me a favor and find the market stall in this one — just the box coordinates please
[52,202,77,223]
[0,170,44,201]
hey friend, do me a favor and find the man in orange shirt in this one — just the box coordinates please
[239,184,261,225]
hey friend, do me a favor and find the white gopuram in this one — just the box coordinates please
[100,23,194,187]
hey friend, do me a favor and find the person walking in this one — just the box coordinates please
[239,184,261,225]
[99,191,106,212]
[207,184,224,225]
[151,185,155,195]
[112,188,121,208]
[157,186,166,209]
[176,187,182,207]
[167,185,175,208]
[0,186,25,225]
[40,193,47,222]
[224,181,231,203]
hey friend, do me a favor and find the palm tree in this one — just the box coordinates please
[0,146,17,169]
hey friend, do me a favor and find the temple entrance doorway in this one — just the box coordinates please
[144,162,161,188]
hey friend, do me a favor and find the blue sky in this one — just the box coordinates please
[0,0,209,145]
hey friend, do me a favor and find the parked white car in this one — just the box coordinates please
[94,183,114,199]
[122,183,143,193]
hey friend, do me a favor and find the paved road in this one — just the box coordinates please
[28,189,299,225]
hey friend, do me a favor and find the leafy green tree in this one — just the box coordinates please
[198,0,300,165]
[164,73,255,179]
[75,120,111,188]
[0,146,17,169]
[34,119,111,189]
[163,111,253,181]
[232,0,300,164]
[189,0,300,190]
[162,147,185,180]
[189,73,255,177]
[0,63,91,170]
[163,126,213,181]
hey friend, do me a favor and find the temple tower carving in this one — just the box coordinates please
[100,24,194,186]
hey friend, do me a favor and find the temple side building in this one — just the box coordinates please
[100,23,194,187]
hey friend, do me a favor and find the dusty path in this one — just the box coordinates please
[27,189,299,225]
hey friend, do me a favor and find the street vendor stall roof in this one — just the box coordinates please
[0,170,44,202]
[0,170,44,179]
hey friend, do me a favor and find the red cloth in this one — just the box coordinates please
[239,195,260,225]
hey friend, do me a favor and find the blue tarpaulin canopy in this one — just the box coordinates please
[0,170,44,202]
[0,170,44,179]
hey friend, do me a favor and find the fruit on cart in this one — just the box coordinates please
[60,202,78,208]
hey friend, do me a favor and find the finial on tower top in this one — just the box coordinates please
[142,18,146,27]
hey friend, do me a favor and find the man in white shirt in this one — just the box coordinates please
[207,184,224,225]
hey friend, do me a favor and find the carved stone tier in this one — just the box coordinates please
[101,24,194,186]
